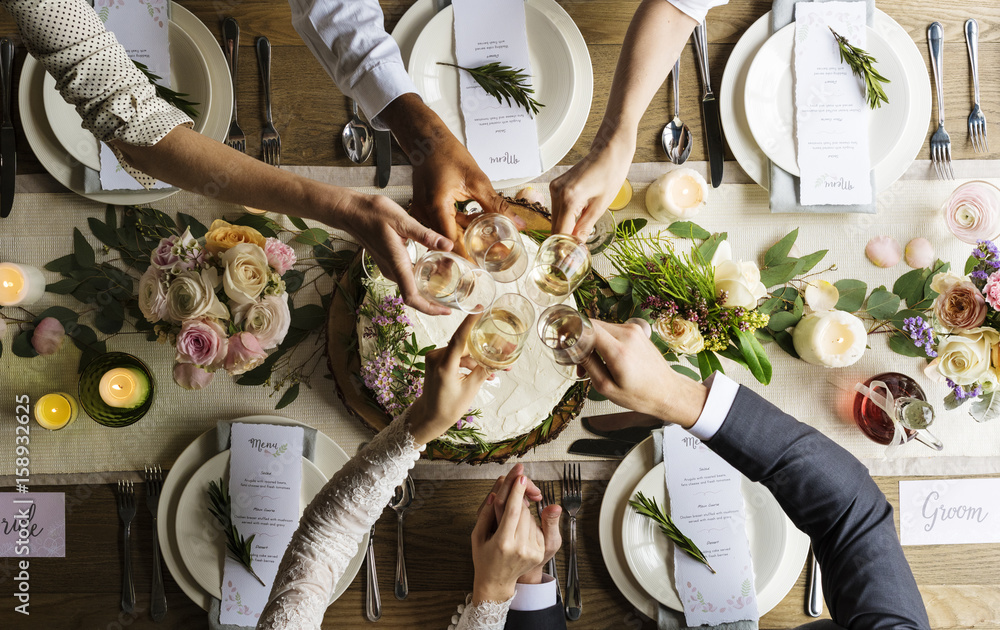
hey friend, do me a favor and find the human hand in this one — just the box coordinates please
[549,134,634,239]
[487,464,561,585]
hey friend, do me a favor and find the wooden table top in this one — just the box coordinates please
[0,0,998,628]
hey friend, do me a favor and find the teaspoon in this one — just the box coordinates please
[661,60,693,164]
[341,99,374,163]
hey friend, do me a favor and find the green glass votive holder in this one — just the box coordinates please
[78,353,156,428]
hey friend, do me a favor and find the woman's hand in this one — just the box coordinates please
[487,464,561,586]
[549,132,635,239]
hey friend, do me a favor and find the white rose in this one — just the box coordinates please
[232,294,291,350]
[929,271,965,295]
[936,326,1000,385]
[652,317,705,355]
[711,242,767,309]
[222,243,270,305]
[166,268,229,322]
[138,266,169,323]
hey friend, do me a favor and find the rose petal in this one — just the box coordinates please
[30,317,65,355]
[805,280,840,311]
[173,363,215,390]
[904,237,935,269]
[515,185,545,206]
[865,235,901,268]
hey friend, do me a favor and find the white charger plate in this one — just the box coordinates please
[404,0,592,189]
[621,463,796,613]
[158,416,367,612]
[175,451,328,599]
[599,437,809,620]
[720,10,930,192]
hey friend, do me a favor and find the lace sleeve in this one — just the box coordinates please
[448,594,512,630]
[257,412,422,630]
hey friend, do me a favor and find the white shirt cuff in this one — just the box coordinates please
[510,574,557,611]
[687,372,739,442]
[353,61,420,130]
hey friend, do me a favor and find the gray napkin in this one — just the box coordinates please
[651,429,758,630]
[768,0,876,214]
[207,421,318,630]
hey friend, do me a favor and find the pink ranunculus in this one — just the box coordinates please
[31,317,65,355]
[984,271,1000,311]
[173,362,215,390]
[174,318,228,368]
[944,181,1000,244]
[225,332,267,375]
[264,238,297,275]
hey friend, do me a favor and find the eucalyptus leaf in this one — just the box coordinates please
[45,254,78,274]
[288,216,310,231]
[232,214,278,238]
[667,221,711,241]
[888,333,929,358]
[735,329,772,385]
[275,384,300,410]
[73,228,95,268]
[890,309,927,333]
[45,279,80,295]
[892,268,929,307]
[717,345,749,368]
[105,205,117,231]
[759,261,798,288]
[33,306,79,325]
[87,217,119,250]
[608,276,631,295]
[834,279,867,312]
[283,269,305,293]
[12,330,38,358]
[764,229,799,268]
[695,233,727,263]
[671,364,700,381]
[177,213,209,238]
[767,309,802,331]
[965,255,978,276]
[865,286,901,320]
[793,250,828,275]
[294,227,331,247]
[773,330,799,359]
[616,218,647,238]
[290,304,326,331]
[970,391,1000,422]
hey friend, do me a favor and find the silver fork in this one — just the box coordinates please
[256,36,281,167]
[965,19,988,154]
[539,481,562,603]
[222,17,245,153]
[562,463,582,621]
[390,476,414,600]
[145,466,167,621]
[116,480,136,615]
[927,22,953,180]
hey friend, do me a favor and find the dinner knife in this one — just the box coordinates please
[582,411,662,444]
[806,545,823,617]
[0,39,16,218]
[568,439,635,459]
[692,22,724,188]
[375,129,391,188]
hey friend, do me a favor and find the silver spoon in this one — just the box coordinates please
[342,99,374,163]
[661,60,693,164]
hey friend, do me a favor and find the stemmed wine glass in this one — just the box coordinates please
[537,305,595,381]
[413,251,497,313]
[468,293,535,372]
[463,213,528,282]
[524,235,592,307]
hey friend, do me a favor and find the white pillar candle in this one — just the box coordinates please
[0,262,46,307]
[645,168,709,221]
[792,311,867,368]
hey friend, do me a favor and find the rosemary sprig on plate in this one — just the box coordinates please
[628,491,716,573]
[829,28,890,110]
[133,60,201,119]
[207,478,265,587]
[437,62,544,117]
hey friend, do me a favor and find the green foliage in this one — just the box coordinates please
[834,279,867,312]
[865,286,901,320]
[667,221,711,241]
[830,28,890,109]
[207,479,265,586]
[629,492,715,573]
[133,60,200,118]
[438,62,544,116]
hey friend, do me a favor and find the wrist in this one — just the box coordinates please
[657,377,708,430]
[517,567,544,585]
[472,578,515,605]
[591,117,638,156]
[379,93,446,157]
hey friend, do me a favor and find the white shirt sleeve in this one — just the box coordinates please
[509,574,558,611]
[663,0,729,24]
[287,0,418,127]
[687,372,739,442]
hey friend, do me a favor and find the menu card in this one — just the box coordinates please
[452,0,542,181]
[662,425,759,625]
[219,423,304,625]
[793,1,872,205]
[899,479,1000,546]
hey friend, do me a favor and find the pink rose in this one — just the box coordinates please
[175,318,228,368]
[173,362,215,390]
[933,280,988,331]
[264,238,296,275]
[225,332,267,375]
[944,181,1000,244]
[985,272,1000,311]
[31,317,65,355]
[151,237,181,271]
[151,228,204,273]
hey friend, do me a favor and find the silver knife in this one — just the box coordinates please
[375,129,391,188]
[692,22,724,188]
[568,439,635,459]
[806,545,823,617]
[0,39,16,218]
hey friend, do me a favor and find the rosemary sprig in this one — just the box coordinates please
[133,60,201,119]
[207,478,266,587]
[628,491,716,573]
[437,62,544,117]
[829,28,890,110]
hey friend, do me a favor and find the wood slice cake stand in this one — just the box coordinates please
[326,197,590,464]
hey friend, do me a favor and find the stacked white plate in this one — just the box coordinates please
[599,437,810,619]
[720,10,931,192]
[158,415,367,611]
[393,0,593,189]
[18,4,233,205]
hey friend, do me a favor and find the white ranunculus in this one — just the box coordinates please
[138,266,169,323]
[232,294,291,350]
[222,243,270,305]
[652,317,705,355]
[711,241,767,309]
[936,327,1000,385]
[165,268,229,322]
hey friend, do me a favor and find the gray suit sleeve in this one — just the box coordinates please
[703,386,930,630]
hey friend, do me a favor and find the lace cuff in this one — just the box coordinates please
[449,593,513,630]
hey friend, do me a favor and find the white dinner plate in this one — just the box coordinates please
[621,463,797,612]
[404,0,592,189]
[176,451,328,599]
[158,416,367,612]
[720,10,930,192]
[599,437,810,620]
[18,3,232,205]
[744,24,908,178]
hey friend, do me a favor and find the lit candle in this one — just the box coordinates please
[607,179,633,211]
[99,367,150,409]
[645,168,709,221]
[792,311,868,368]
[243,205,268,215]
[34,393,79,430]
[0,262,46,307]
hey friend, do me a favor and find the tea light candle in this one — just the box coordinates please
[99,367,148,409]
[0,262,46,307]
[608,179,633,211]
[792,311,868,368]
[645,168,709,221]
[34,393,79,430]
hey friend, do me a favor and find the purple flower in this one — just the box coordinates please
[902,316,938,358]
[946,378,983,400]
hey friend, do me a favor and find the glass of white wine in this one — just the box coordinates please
[413,251,497,313]
[463,213,528,283]
[524,234,591,307]
[468,293,535,371]
[537,304,595,381]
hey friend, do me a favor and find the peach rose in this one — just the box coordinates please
[933,279,987,332]
[204,219,267,254]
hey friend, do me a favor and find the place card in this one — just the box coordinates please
[899,479,1000,546]
[452,0,542,181]
[219,423,304,625]
[0,493,65,558]
[793,1,872,205]
[662,425,758,625]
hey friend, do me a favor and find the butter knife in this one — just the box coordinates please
[375,129,391,188]
[568,439,635,459]
[0,39,16,218]
[582,412,661,444]
[807,545,823,617]
[692,22,724,188]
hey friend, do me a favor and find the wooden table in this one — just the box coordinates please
[0,0,999,628]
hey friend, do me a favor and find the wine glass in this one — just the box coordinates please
[413,251,497,313]
[523,235,592,307]
[362,240,418,287]
[463,213,528,282]
[537,305,595,381]
[468,293,535,371]
[582,211,617,255]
